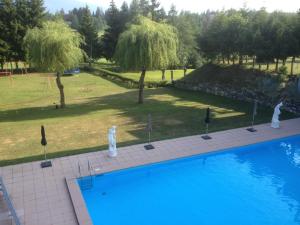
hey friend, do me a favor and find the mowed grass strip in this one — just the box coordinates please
[93,62,194,83]
[121,69,194,83]
[0,73,296,166]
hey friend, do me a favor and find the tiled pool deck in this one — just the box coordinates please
[0,118,300,225]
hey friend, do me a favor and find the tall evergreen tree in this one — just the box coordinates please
[94,7,106,31]
[120,1,130,27]
[168,4,177,25]
[101,0,123,60]
[139,0,149,17]
[129,0,141,20]
[156,7,166,21]
[0,0,17,64]
[0,0,45,67]
[78,6,100,60]
[28,0,45,27]
[149,0,160,21]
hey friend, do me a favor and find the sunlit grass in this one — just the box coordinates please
[0,72,296,166]
[121,69,194,83]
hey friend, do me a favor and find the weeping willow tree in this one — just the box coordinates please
[115,17,179,104]
[24,20,84,108]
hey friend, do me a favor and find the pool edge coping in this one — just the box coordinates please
[65,118,300,225]
[66,177,93,225]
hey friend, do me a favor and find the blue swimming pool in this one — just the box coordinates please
[79,135,300,225]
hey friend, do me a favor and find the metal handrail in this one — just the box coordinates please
[78,163,82,178]
[88,160,93,185]
[0,177,22,225]
[88,160,93,176]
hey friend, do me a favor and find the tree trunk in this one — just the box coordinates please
[138,68,146,104]
[184,67,187,76]
[290,56,295,76]
[227,57,230,64]
[232,58,235,65]
[252,57,255,68]
[222,57,225,64]
[15,61,19,70]
[275,58,279,72]
[282,59,286,66]
[266,62,269,70]
[161,69,165,81]
[10,62,13,74]
[24,62,28,74]
[239,55,243,65]
[246,56,248,63]
[258,63,261,70]
[56,72,66,108]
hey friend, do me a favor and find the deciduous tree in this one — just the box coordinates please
[24,20,84,108]
[114,17,178,104]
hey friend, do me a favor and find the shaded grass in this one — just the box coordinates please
[93,63,194,84]
[121,69,194,83]
[0,73,297,166]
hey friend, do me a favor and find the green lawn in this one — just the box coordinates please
[93,62,194,83]
[121,69,194,83]
[0,72,296,166]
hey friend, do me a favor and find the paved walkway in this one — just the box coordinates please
[0,197,10,225]
[0,118,300,225]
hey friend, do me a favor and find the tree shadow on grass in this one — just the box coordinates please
[0,86,296,124]
[0,87,297,166]
[0,86,297,143]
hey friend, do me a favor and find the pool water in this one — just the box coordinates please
[79,135,300,225]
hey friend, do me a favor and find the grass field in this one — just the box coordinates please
[0,72,297,166]
[93,62,194,83]
[121,69,194,83]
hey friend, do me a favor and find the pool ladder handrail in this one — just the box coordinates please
[78,162,82,179]
[78,160,94,189]
[88,160,93,184]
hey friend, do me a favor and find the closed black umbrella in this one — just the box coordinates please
[205,108,211,124]
[40,125,52,168]
[41,126,47,146]
[202,108,212,140]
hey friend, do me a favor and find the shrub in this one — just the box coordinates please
[278,66,288,75]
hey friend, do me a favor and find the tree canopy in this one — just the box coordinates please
[78,6,100,60]
[24,20,84,108]
[199,9,300,73]
[114,16,178,71]
[24,20,84,73]
[0,0,45,68]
